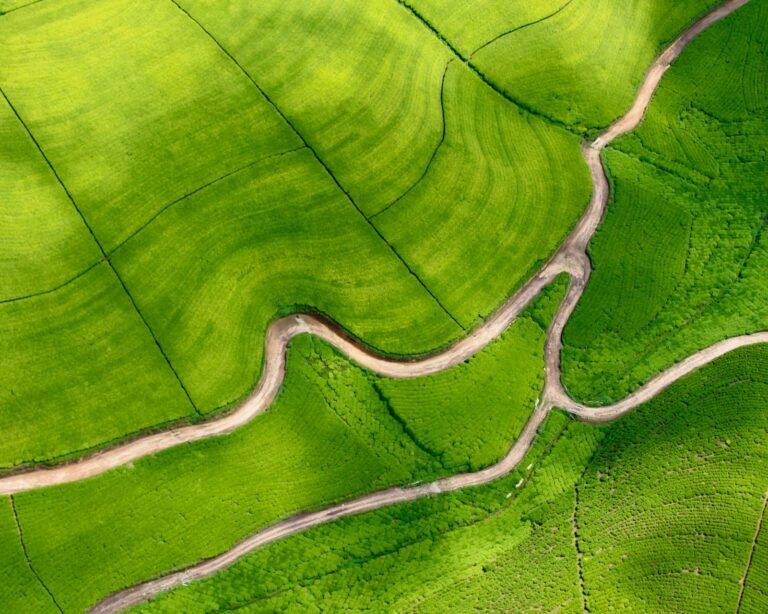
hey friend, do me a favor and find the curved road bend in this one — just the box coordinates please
[0,0,754,499]
[85,0,760,610]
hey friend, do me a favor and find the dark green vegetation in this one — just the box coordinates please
[2,283,563,612]
[134,346,768,613]
[741,502,768,611]
[563,0,768,403]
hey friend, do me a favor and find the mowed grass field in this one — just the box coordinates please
[3,284,562,612]
[0,0,592,465]
[562,0,768,403]
[132,346,768,613]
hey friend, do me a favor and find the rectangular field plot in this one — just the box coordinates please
[0,0,299,248]
[112,149,460,411]
[409,0,567,57]
[0,95,100,300]
[470,0,718,131]
[0,263,195,468]
[374,61,589,327]
[179,0,453,216]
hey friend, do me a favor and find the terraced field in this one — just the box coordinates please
[562,0,768,403]
[1,0,766,611]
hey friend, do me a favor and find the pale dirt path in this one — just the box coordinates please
[82,0,759,610]
[1,0,753,499]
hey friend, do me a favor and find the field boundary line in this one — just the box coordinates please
[9,496,64,613]
[469,0,577,58]
[0,259,103,305]
[0,0,45,16]
[395,0,577,134]
[736,491,768,612]
[370,59,453,219]
[72,2,757,609]
[0,85,202,417]
[572,482,590,613]
[371,382,445,461]
[167,0,465,330]
[109,145,307,254]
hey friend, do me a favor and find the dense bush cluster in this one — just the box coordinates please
[563,0,768,403]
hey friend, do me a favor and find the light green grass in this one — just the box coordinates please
[0,95,100,300]
[172,0,590,330]
[408,0,568,56]
[471,0,719,132]
[0,263,194,468]
[134,346,768,613]
[178,0,453,217]
[374,61,589,327]
[113,149,460,411]
[0,0,299,248]
[0,497,55,612]
[562,0,768,403]
[10,281,562,612]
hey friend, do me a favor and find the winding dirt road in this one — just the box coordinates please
[84,1,760,610]
[0,0,754,500]
[3,0,760,609]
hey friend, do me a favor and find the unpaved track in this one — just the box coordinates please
[0,0,757,608]
[1,0,753,500]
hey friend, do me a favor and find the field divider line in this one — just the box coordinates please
[0,0,753,496]
[0,259,104,305]
[736,491,768,612]
[370,59,453,220]
[395,0,577,135]
[74,1,759,609]
[168,0,465,330]
[9,496,64,613]
[0,85,202,418]
[108,145,308,255]
[468,0,577,59]
[0,0,45,17]
[0,148,307,307]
